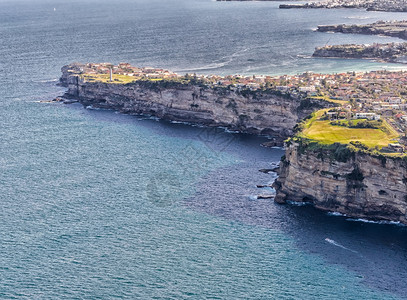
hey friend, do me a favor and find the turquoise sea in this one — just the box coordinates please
[1,0,407,299]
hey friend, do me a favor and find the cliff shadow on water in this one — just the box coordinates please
[59,65,407,297]
[184,158,407,298]
[61,90,407,298]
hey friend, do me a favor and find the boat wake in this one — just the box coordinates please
[297,54,312,59]
[33,79,59,83]
[176,45,260,73]
[325,238,358,254]
[345,16,370,19]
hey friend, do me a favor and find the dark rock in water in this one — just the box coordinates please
[261,140,284,148]
[257,194,275,200]
[62,99,79,104]
[274,192,287,204]
[256,184,269,188]
[39,97,79,104]
[259,169,274,174]
[38,97,65,103]
[259,167,279,174]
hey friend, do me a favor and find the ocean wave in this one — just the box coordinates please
[327,211,345,217]
[169,120,192,125]
[221,128,240,134]
[85,105,111,111]
[325,211,406,226]
[136,115,160,121]
[346,218,405,226]
[286,200,310,207]
[248,195,258,201]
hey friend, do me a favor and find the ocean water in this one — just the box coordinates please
[1,0,407,299]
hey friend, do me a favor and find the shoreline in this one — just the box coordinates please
[58,62,407,225]
[279,0,407,12]
[312,43,407,64]
[316,21,407,41]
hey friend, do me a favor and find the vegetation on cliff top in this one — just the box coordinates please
[297,109,398,146]
[81,73,203,86]
[288,109,405,160]
[302,110,398,148]
[80,72,300,100]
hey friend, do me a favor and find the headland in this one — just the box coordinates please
[313,42,407,64]
[280,0,407,12]
[273,112,407,224]
[316,20,407,40]
[59,63,407,224]
[59,63,333,140]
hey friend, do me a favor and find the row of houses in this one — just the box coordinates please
[326,110,381,121]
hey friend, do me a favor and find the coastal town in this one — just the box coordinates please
[280,0,407,12]
[67,62,407,153]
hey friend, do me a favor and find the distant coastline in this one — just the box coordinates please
[280,0,407,12]
[216,0,299,1]
[316,21,407,40]
[313,43,407,64]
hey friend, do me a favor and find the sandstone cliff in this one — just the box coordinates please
[60,64,330,139]
[274,142,407,224]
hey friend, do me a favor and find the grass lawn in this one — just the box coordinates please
[309,96,349,105]
[81,74,159,84]
[302,110,399,148]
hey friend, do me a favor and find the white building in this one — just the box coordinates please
[354,113,381,120]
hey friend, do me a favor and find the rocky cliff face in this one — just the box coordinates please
[61,66,329,139]
[274,143,407,224]
[316,23,407,40]
[313,43,407,63]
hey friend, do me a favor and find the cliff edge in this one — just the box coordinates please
[274,139,407,224]
[60,63,330,139]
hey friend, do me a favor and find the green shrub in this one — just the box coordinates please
[332,143,354,162]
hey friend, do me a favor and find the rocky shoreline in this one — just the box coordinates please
[316,21,407,40]
[280,0,407,12]
[60,64,331,140]
[313,43,407,64]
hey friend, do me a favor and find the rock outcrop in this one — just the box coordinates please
[274,142,407,224]
[316,21,407,40]
[280,0,407,12]
[60,64,330,139]
[313,43,407,64]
